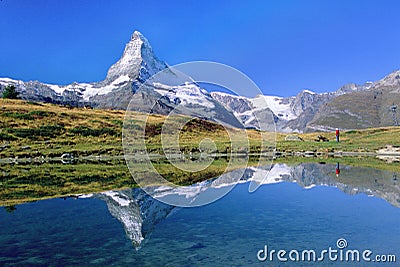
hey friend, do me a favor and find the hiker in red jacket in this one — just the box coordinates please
[335,128,340,142]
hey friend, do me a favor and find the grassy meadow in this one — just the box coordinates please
[1,99,399,158]
[276,127,400,153]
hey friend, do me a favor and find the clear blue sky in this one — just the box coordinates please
[1,0,399,96]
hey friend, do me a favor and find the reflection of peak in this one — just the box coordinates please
[95,188,174,249]
[93,163,400,249]
[132,188,175,236]
[95,189,143,247]
[164,163,400,208]
[141,163,400,209]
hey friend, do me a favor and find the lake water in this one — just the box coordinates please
[0,162,399,266]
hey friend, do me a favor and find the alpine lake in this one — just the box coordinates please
[0,154,399,266]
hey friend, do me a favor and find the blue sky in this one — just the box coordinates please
[1,0,400,97]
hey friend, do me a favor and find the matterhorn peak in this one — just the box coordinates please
[130,30,145,41]
[104,30,167,83]
[128,30,152,50]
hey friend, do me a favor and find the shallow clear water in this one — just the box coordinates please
[0,163,399,266]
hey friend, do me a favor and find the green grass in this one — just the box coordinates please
[0,99,125,158]
[0,159,134,206]
[277,127,400,153]
[2,99,398,158]
[0,99,268,157]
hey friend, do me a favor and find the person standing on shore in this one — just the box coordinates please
[335,128,340,142]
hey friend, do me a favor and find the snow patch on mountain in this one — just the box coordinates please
[302,89,316,95]
[0,77,21,85]
[249,163,292,185]
[210,91,300,131]
[150,180,211,200]
[102,191,132,206]
[154,82,215,108]
[211,92,298,122]
[251,95,297,121]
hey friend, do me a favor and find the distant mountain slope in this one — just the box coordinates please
[211,89,336,132]
[308,71,400,131]
[211,72,399,132]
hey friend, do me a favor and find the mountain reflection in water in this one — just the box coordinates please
[90,162,400,248]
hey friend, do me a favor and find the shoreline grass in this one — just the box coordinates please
[1,99,399,158]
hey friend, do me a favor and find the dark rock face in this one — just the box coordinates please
[210,92,253,114]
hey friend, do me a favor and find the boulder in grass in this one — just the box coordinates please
[285,135,303,141]
[315,135,329,142]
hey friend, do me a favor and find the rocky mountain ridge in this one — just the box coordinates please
[211,71,399,132]
[1,30,399,132]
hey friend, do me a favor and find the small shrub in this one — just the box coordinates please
[0,132,16,141]
[2,112,34,120]
[9,128,34,138]
[27,101,43,106]
[29,110,55,117]
[7,124,65,139]
[111,119,123,126]
[2,85,19,99]
[37,125,65,137]
[125,123,142,131]
[2,111,57,120]
[70,126,117,137]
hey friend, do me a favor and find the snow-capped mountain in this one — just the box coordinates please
[1,30,399,132]
[211,89,334,132]
[211,70,400,132]
[0,31,243,128]
[0,31,161,106]
[105,31,167,84]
